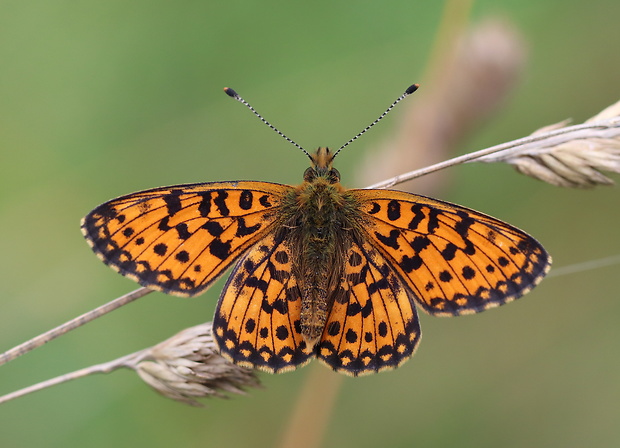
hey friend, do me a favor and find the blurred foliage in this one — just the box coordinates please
[0,1,619,447]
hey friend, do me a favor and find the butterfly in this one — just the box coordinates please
[82,85,551,376]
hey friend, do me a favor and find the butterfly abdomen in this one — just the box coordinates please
[288,175,356,345]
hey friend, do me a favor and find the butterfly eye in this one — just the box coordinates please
[303,167,316,182]
[327,168,341,184]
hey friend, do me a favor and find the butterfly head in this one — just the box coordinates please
[304,147,341,184]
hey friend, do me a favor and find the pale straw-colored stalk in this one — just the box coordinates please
[0,323,260,406]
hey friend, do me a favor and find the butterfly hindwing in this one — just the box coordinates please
[213,230,313,373]
[81,181,291,296]
[317,238,421,376]
[352,189,551,316]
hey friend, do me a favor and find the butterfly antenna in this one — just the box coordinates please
[224,87,312,160]
[333,84,419,159]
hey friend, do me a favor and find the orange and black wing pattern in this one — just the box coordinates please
[214,229,421,376]
[81,181,291,296]
[317,238,421,375]
[213,230,314,373]
[351,189,551,316]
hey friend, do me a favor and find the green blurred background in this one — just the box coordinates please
[1,1,619,447]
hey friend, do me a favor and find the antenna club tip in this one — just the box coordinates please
[406,84,420,95]
[223,87,238,98]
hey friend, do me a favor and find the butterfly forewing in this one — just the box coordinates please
[317,239,421,375]
[81,181,291,296]
[213,230,313,373]
[352,189,551,316]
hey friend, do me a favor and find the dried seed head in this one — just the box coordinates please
[510,136,620,188]
[133,323,261,406]
[479,100,620,188]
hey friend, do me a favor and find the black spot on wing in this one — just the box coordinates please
[198,192,212,217]
[441,242,458,261]
[275,250,289,264]
[327,321,341,336]
[210,239,231,260]
[259,194,272,207]
[245,318,256,334]
[175,223,191,240]
[387,200,401,221]
[275,325,289,341]
[175,250,190,263]
[153,243,168,256]
[401,255,423,273]
[348,251,362,267]
[214,191,230,216]
[454,211,475,238]
[374,229,400,249]
[236,218,261,237]
[202,221,224,237]
[427,208,440,233]
[439,270,452,282]
[378,321,388,337]
[368,202,381,215]
[158,216,172,231]
[462,265,476,280]
[239,190,253,210]
[410,236,431,252]
[408,204,425,230]
[345,329,358,343]
[164,193,183,216]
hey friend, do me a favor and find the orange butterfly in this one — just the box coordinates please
[82,85,551,376]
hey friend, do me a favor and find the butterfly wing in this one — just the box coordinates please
[213,230,314,373]
[317,238,421,376]
[351,189,551,316]
[82,181,291,296]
